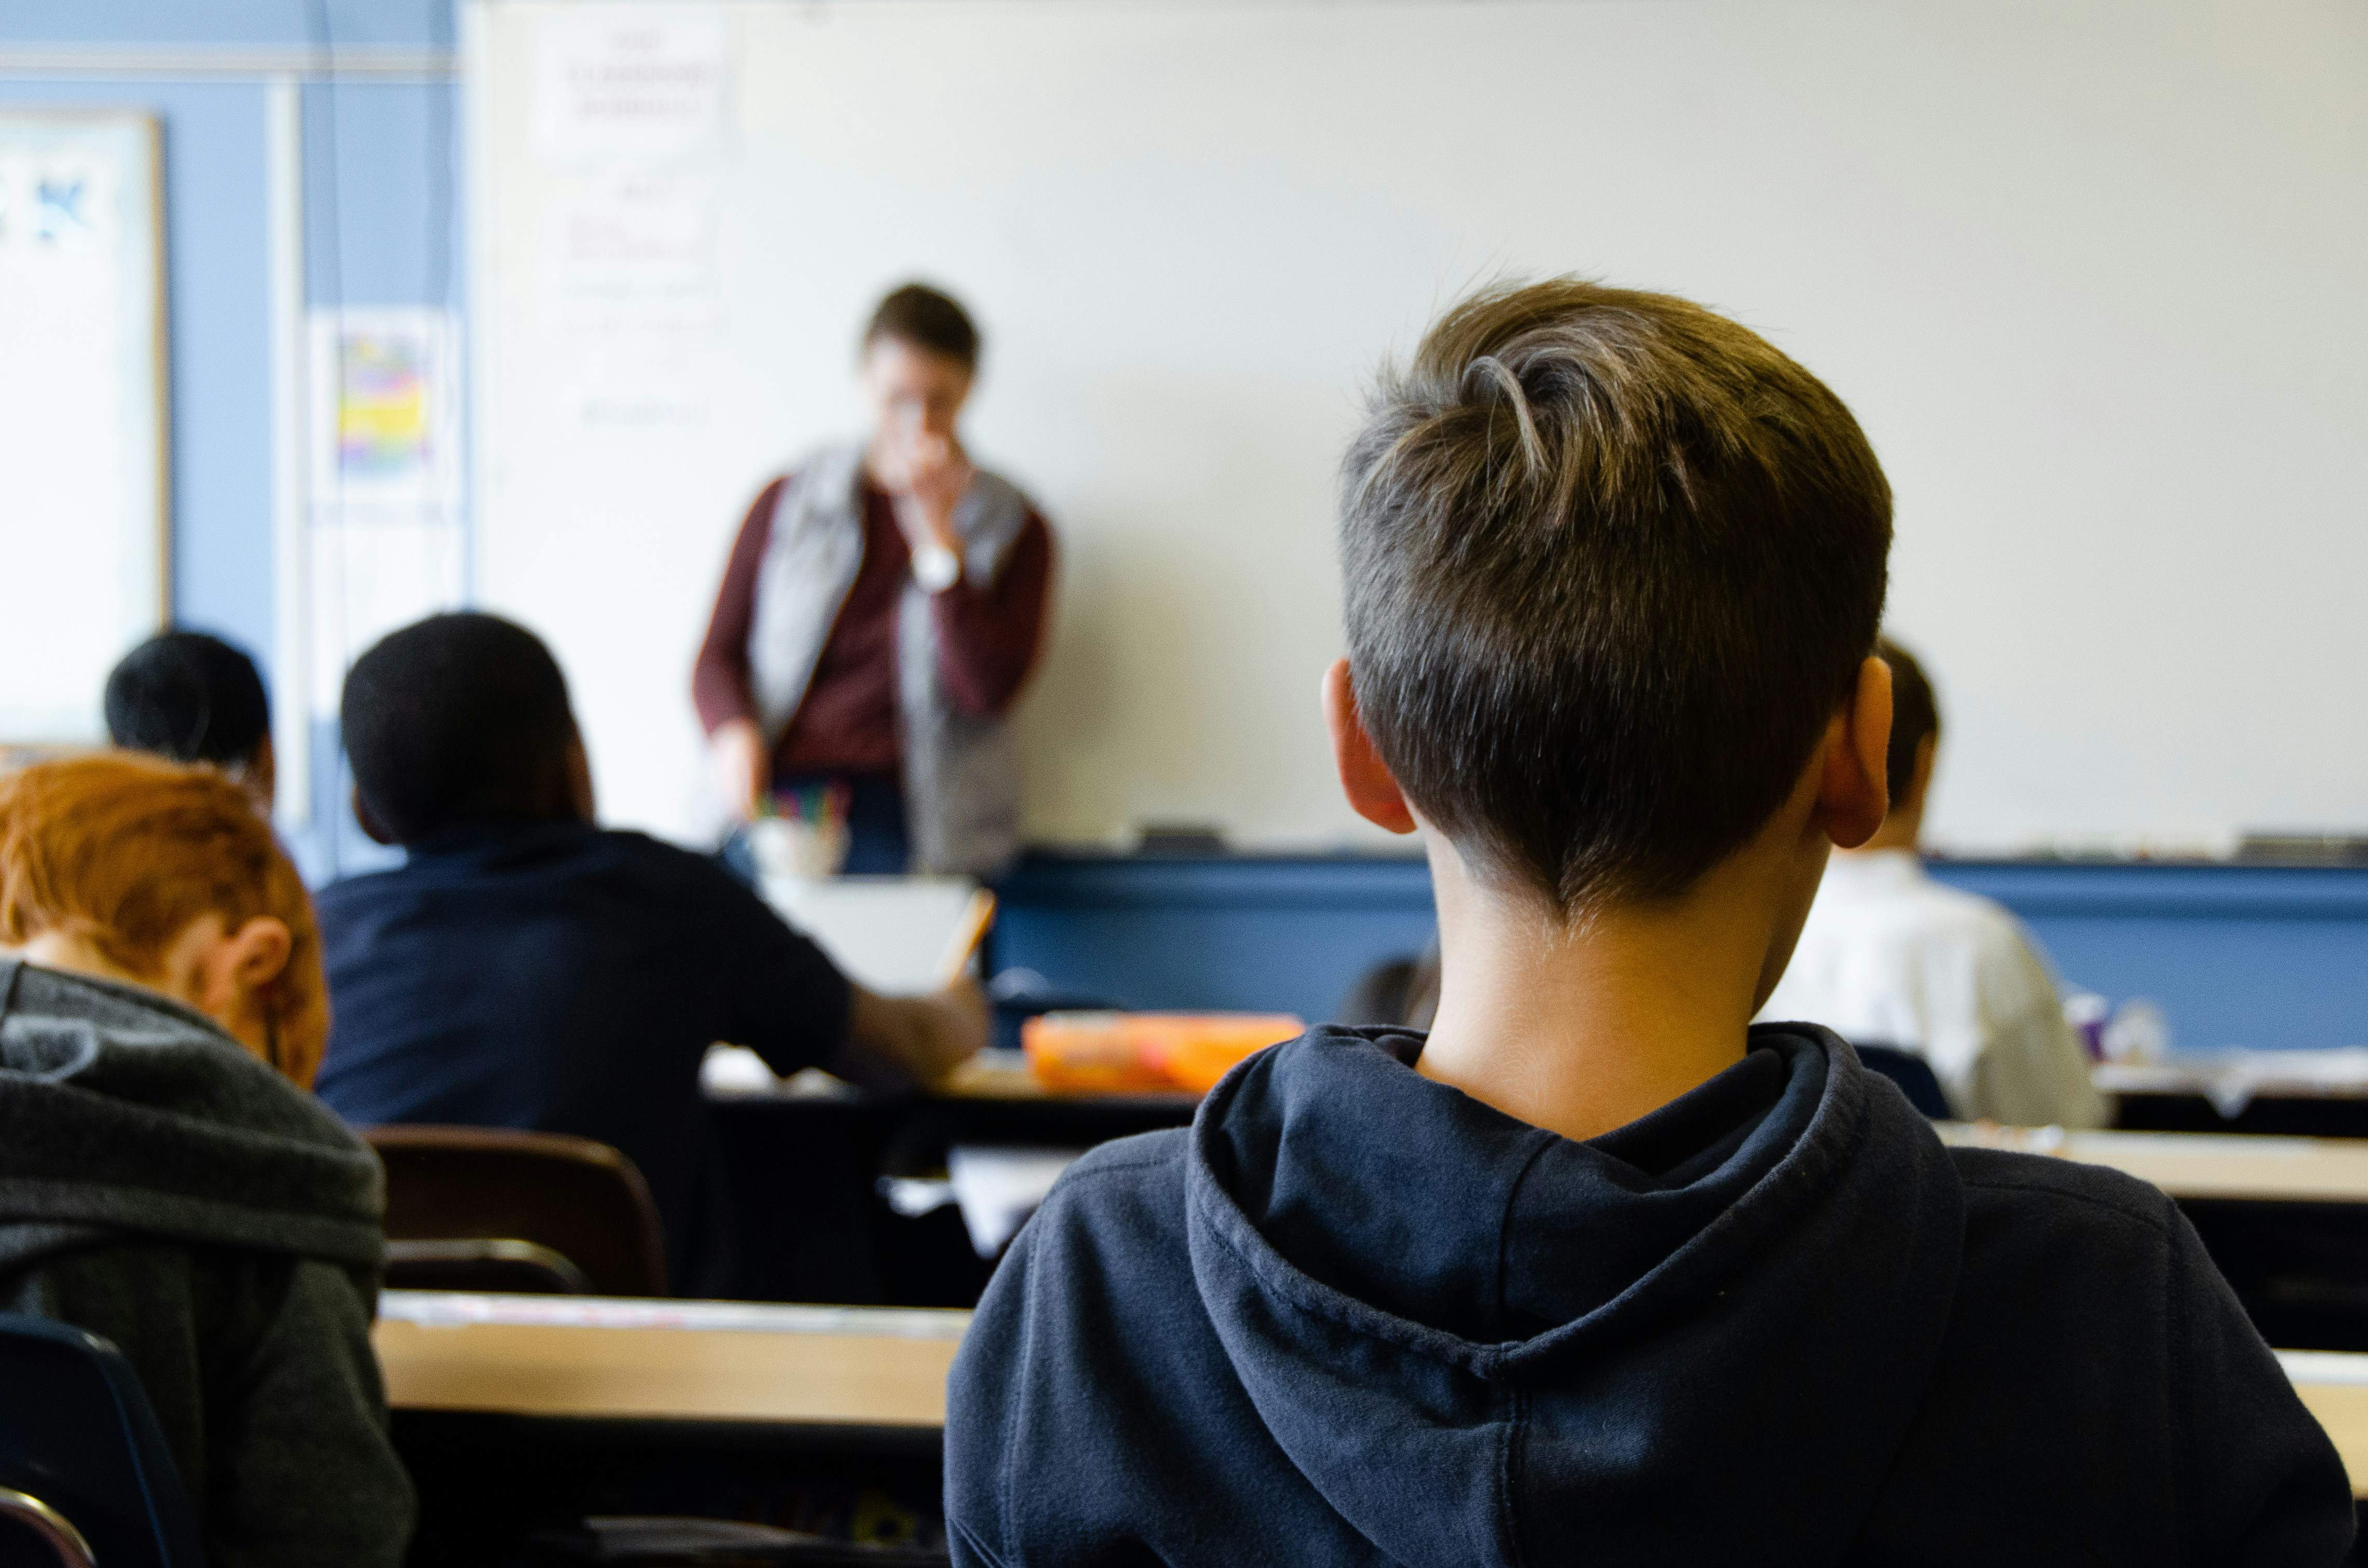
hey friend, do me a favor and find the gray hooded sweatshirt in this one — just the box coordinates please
[0,957,414,1565]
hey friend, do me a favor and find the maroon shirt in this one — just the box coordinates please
[692,470,1055,778]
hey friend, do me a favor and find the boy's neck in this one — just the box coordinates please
[1416,840,1813,1144]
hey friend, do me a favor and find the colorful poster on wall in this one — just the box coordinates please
[306,307,463,718]
[310,307,458,504]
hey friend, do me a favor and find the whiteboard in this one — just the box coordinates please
[466,0,2368,855]
[0,112,167,744]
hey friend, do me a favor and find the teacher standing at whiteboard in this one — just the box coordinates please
[693,284,1056,876]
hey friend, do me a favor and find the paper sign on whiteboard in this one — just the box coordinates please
[540,173,721,329]
[531,6,731,166]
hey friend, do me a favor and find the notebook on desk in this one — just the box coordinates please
[758,875,990,993]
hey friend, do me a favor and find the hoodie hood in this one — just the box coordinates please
[0,958,383,1275]
[1184,1024,1965,1564]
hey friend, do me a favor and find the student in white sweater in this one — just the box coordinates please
[1759,639,2107,1128]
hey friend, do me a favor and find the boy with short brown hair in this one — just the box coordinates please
[946,280,2351,1565]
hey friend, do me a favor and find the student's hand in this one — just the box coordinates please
[710,718,770,822]
[933,972,992,1059]
[847,979,989,1088]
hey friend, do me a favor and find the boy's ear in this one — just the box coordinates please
[1322,659,1417,835]
[197,916,292,1020]
[224,916,293,991]
[1815,654,1893,849]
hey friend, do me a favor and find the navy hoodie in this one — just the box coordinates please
[947,1025,2353,1565]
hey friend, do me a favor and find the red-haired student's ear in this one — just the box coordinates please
[1322,659,1417,835]
[1816,654,1894,849]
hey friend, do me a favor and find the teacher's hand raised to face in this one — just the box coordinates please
[883,433,976,557]
[864,336,979,569]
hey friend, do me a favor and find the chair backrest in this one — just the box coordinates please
[0,1314,203,1568]
[365,1126,669,1297]
[1853,1043,1953,1120]
[380,1238,594,1296]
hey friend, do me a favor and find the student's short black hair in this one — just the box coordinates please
[341,612,579,844]
[863,282,981,372]
[1340,278,1892,913]
[1878,636,1939,806]
[104,630,271,770]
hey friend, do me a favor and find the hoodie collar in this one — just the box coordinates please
[1186,1023,1959,1375]
[0,958,384,1272]
[1181,1024,1967,1564]
[1194,1027,1811,1346]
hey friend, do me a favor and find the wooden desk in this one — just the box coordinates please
[1939,1125,2368,1205]
[2280,1352,2368,1498]
[2101,1054,2368,1139]
[708,1049,1198,1110]
[380,1293,963,1560]
[375,1296,2368,1511]
[936,1051,1197,1109]
[375,1292,966,1428]
[706,1055,1198,1304]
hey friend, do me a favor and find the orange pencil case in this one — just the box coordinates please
[1022,1011,1305,1095]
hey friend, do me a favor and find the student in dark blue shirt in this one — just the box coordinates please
[946,281,2353,1564]
[313,613,983,1294]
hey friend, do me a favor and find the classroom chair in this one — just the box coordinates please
[0,1314,203,1567]
[366,1126,669,1297]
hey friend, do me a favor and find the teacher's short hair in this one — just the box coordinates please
[864,282,980,373]
[341,612,579,844]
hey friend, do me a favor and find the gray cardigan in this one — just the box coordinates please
[749,441,1032,875]
[0,958,413,1565]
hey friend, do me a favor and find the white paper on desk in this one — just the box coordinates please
[759,875,982,994]
[947,1146,1084,1258]
[2105,1048,2368,1120]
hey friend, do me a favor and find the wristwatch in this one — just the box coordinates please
[912,540,962,593]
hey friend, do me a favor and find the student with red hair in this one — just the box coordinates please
[0,752,412,1566]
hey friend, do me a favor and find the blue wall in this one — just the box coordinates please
[0,2,460,876]
[0,75,280,675]
[990,854,1441,1024]
[1933,862,2368,1056]
[0,3,451,48]
[989,854,2368,1055]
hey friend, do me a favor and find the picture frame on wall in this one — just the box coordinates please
[0,109,168,746]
